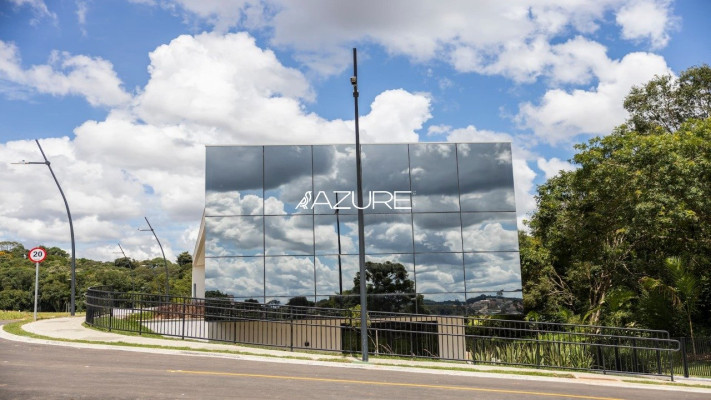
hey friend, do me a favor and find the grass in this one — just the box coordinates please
[0,310,79,320]
[621,379,711,389]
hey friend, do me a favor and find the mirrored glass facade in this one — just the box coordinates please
[204,143,522,315]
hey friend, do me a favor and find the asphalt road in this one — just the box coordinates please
[0,327,708,399]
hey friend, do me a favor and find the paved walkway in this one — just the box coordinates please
[3,316,711,393]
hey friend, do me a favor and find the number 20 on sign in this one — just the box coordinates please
[28,247,47,263]
[28,247,46,320]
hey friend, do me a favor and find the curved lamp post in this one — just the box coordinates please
[13,139,76,316]
[139,217,170,297]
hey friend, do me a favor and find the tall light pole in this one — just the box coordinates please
[139,217,170,297]
[351,48,369,362]
[13,140,76,316]
[117,242,135,292]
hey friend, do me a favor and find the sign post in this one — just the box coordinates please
[28,247,47,321]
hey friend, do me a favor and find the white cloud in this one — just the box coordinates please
[537,157,576,180]
[142,0,678,82]
[8,0,57,25]
[616,0,677,49]
[517,51,671,143]
[360,89,431,143]
[1,31,436,260]
[0,41,131,107]
[76,0,89,35]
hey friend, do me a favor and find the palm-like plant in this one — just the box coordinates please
[640,257,702,353]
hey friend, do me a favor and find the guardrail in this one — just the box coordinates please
[85,287,682,380]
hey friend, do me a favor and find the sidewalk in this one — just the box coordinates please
[4,316,711,393]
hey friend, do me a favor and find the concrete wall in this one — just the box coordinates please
[207,315,466,358]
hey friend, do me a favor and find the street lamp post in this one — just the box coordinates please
[351,48,369,362]
[13,140,76,316]
[117,242,135,292]
[139,217,170,297]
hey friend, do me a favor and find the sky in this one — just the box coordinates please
[1,0,709,262]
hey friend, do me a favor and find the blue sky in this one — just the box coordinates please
[1,0,709,261]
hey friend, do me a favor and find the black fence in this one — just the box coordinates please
[85,287,686,380]
[676,337,711,378]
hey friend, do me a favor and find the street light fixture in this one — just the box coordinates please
[12,139,76,316]
[138,216,170,297]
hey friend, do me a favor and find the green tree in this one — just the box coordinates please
[349,261,424,313]
[624,64,711,134]
[529,117,711,329]
[177,251,193,267]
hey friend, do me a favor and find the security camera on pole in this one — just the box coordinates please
[28,247,47,321]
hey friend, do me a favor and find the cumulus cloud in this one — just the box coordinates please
[517,51,671,143]
[537,157,576,180]
[142,1,677,80]
[1,31,434,260]
[616,0,677,49]
[0,41,131,107]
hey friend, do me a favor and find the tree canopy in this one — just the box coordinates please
[523,65,711,335]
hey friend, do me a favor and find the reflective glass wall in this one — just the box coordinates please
[205,143,522,315]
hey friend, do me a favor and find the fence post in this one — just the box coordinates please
[182,296,187,340]
[138,294,143,335]
[290,306,294,352]
[681,339,689,378]
[631,338,638,373]
[108,292,113,332]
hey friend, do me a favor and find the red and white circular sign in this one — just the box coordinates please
[28,247,47,263]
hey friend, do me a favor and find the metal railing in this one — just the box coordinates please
[85,287,683,380]
[676,337,711,378]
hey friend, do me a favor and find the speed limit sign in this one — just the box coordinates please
[28,247,47,263]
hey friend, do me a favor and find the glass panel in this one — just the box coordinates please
[205,216,264,257]
[412,212,462,252]
[264,215,314,256]
[414,252,465,294]
[420,292,468,315]
[204,257,264,298]
[265,256,315,297]
[461,212,518,252]
[363,254,416,313]
[457,143,516,212]
[465,292,524,315]
[409,143,460,212]
[361,144,411,213]
[315,255,360,296]
[364,214,413,254]
[205,146,263,215]
[314,214,359,255]
[313,144,357,215]
[464,252,522,293]
[264,145,313,215]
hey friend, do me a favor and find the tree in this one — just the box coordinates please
[349,261,423,313]
[624,64,711,134]
[177,251,192,267]
[529,117,711,329]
